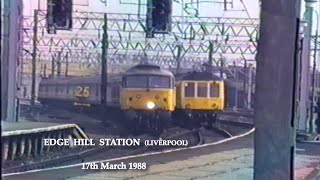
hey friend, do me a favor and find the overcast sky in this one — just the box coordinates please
[23,0,260,18]
[22,0,319,33]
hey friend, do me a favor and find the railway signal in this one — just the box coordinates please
[146,0,172,37]
[47,0,72,33]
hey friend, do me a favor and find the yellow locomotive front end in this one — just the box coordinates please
[120,64,175,133]
[120,89,175,111]
[174,72,225,128]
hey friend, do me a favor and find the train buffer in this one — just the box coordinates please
[1,121,88,164]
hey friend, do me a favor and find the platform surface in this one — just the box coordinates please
[2,134,320,180]
[67,148,320,180]
[2,121,61,133]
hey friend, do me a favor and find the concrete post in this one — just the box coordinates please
[69,134,74,148]
[1,0,22,121]
[10,140,18,160]
[26,138,32,157]
[33,138,39,157]
[305,0,318,134]
[58,132,63,150]
[45,133,51,152]
[254,0,301,179]
[19,137,26,158]
[2,141,9,162]
[297,22,311,133]
[39,136,44,155]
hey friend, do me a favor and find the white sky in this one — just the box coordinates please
[22,0,320,32]
[23,0,261,18]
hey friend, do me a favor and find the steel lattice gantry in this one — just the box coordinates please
[21,11,259,77]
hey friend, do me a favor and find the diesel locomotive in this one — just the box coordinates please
[38,64,225,133]
[120,64,175,133]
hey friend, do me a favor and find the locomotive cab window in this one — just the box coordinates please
[125,76,148,88]
[124,75,171,89]
[210,82,220,98]
[149,75,171,88]
[184,82,195,97]
[197,82,208,98]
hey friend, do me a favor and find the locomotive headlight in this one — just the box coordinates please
[147,101,155,109]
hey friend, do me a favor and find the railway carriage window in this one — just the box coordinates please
[125,76,148,88]
[149,76,170,88]
[210,83,220,97]
[184,82,195,97]
[197,82,208,97]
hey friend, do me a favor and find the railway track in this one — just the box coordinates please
[7,107,254,175]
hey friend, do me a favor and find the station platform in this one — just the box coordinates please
[1,120,88,163]
[67,147,320,180]
[2,120,87,137]
[2,121,61,133]
[3,134,319,180]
